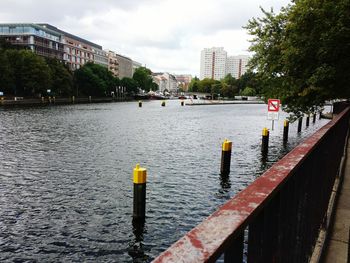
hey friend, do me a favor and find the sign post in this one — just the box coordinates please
[267,99,280,130]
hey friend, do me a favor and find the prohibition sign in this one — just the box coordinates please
[268,99,280,112]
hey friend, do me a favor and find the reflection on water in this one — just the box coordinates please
[0,101,330,262]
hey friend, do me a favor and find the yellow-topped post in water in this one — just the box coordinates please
[138,100,142,107]
[133,164,147,221]
[262,128,269,154]
[161,100,166,107]
[283,120,289,143]
[221,139,232,176]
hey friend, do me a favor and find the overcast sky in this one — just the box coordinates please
[1,0,291,76]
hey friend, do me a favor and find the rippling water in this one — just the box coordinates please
[0,101,329,262]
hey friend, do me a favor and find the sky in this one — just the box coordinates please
[1,0,291,76]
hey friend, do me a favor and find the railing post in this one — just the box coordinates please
[224,233,244,262]
[298,117,303,133]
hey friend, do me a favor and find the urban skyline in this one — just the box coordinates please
[200,47,249,80]
[0,0,291,76]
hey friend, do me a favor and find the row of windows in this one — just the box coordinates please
[0,26,60,42]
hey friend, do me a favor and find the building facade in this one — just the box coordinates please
[0,23,64,60]
[107,50,119,77]
[200,47,227,80]
[152,72,178,93]
[132,61,142,76]
[0,23,109,71]
[39,24,107,70]
[226,55,250,79]
[115,54,133,79]
[175,74,192,92]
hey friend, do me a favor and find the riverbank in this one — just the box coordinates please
[0,96,127,106]
[186,100,264,106]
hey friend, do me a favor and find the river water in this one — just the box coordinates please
[0,100,329,262]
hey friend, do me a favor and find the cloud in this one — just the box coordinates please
[0,0,292,75]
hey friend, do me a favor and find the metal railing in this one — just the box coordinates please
[153,107,350,263]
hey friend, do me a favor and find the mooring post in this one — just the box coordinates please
[139,100,142,107]
[181,100,184,106]
[283,119,289,143]
[262,128,269,154]
[319,111,322,119]
[133,164,147,221]
[89,96,92,103]
[313,113,316,123]
[298,117,303,133]
[306,115,310,127]
[72,96,75,104]
[221,139,232,176]
[161,100,166,107]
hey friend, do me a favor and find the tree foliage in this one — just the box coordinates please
[246,0,350,116]
[188,73,259,98]
[46,58,73,96]
[132,66,154,92]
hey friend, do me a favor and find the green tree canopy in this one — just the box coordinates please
[132,66,154,92]
[5,49,51,96]
[46,58,73,96]
[120,77,139,94]
[74,62,116,97]
[246,0,350,116]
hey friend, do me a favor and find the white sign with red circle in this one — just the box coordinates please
[267,99,280,120]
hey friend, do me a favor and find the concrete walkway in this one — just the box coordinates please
[322,138,350,262]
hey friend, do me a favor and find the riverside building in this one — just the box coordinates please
[0,23,64,60]
[200,47,250,80]
[200,47,227,80]
[0,23,108,70]
[226,55,250,79]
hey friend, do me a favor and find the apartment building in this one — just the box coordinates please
[107,51,119,77]
[174,74,192,91]
[115,53,133,79]
[0,23,109,70]
[39,24,108,70]
[200,47,250,80]
[152,72,177,93]
[200,47,227,80]
[226,55,250,79]
[0,23,64,60]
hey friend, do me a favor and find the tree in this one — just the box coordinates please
[245,0,350,116]
[0,50,15,95]
[46,58,73,96]
[5,49,51,96]
[74,63,117,97]
[241,87,256,96]
[221,74,239,97]
[120,77,139,94]
[132,66,154,92]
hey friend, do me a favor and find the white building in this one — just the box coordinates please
[152,72,177,93]
[226,55,250,79]
[200,47,227,80]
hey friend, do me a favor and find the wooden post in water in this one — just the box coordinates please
[298,117,303,133]
[139,101,142,107]
[221,139,232,176]
[313,113,316,123]
[133,164,147,221]
[283,120,289,143]
[161,101,166,107]
[261,128,269,154]
[306,115,310,127]
[181,100,184,106]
